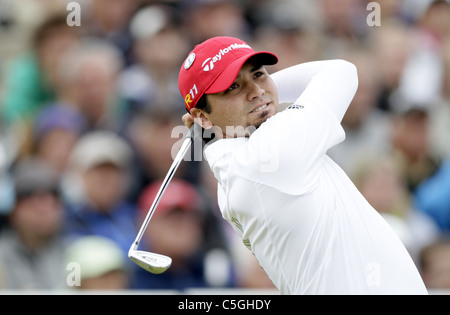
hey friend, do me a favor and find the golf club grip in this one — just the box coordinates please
[192,121,203,140]
[132,125,195,248]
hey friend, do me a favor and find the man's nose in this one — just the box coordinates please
[247,82,265,101]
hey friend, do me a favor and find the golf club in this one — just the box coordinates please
[128,124,198,274]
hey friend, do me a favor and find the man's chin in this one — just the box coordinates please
[253,107,276,129]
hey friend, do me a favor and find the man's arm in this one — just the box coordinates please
[237,60,357,194]
[182,112,195,129]
[271,60,358,122]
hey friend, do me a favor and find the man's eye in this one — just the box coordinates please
[227,83,238,91]
[254,71,265,78]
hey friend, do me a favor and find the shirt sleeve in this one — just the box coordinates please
[271,59,358,123]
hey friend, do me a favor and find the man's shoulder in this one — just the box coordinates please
[204,137,247,165]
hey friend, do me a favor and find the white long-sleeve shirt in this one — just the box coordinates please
[204,60,428,295]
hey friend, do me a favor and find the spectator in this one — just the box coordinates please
[395,0,449,109]
[0,157,67,290]
[131,178,235,290]
[119,3,189,114]
[352,155,439,264]
[31,104,86,174]
[419,236,450,290]
[81,0,138,65]
[62,130,137,255]
[0,141,14,231]
[0,13,80,127]
[389,104,441,192]
[250,1,322,72]
[56,39,127,132]
[429,38,450,161]
[370,21,413,112]
[318,0,370,55]
[181,0,250,43]
[126,108,200,203]
[65,235,130,290]
[414,159,450,232]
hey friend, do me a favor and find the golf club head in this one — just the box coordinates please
[129,250,172,274]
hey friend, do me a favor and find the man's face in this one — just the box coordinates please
[193,61,279,138]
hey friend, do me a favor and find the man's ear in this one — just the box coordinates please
[190,108,213,130]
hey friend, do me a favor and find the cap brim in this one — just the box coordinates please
[205,51,278,94]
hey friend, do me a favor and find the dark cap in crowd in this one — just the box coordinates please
[12,157,60,199]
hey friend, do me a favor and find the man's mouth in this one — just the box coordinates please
[250,103,269,113]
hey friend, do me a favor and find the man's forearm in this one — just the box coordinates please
[271,60,359,122]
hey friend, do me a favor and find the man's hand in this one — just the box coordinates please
[182,112,195,129]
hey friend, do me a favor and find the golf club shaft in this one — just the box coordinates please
[131,126,194,250]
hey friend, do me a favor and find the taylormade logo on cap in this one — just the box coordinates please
[201,43,251,72]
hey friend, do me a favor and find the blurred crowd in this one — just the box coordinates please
[0,0,449,293]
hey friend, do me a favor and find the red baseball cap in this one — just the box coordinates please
[138,179,204,218]
[178,36,278,111]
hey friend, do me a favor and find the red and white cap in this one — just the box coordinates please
[178,36,278,111]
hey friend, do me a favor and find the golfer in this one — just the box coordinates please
[178,36,427,295]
